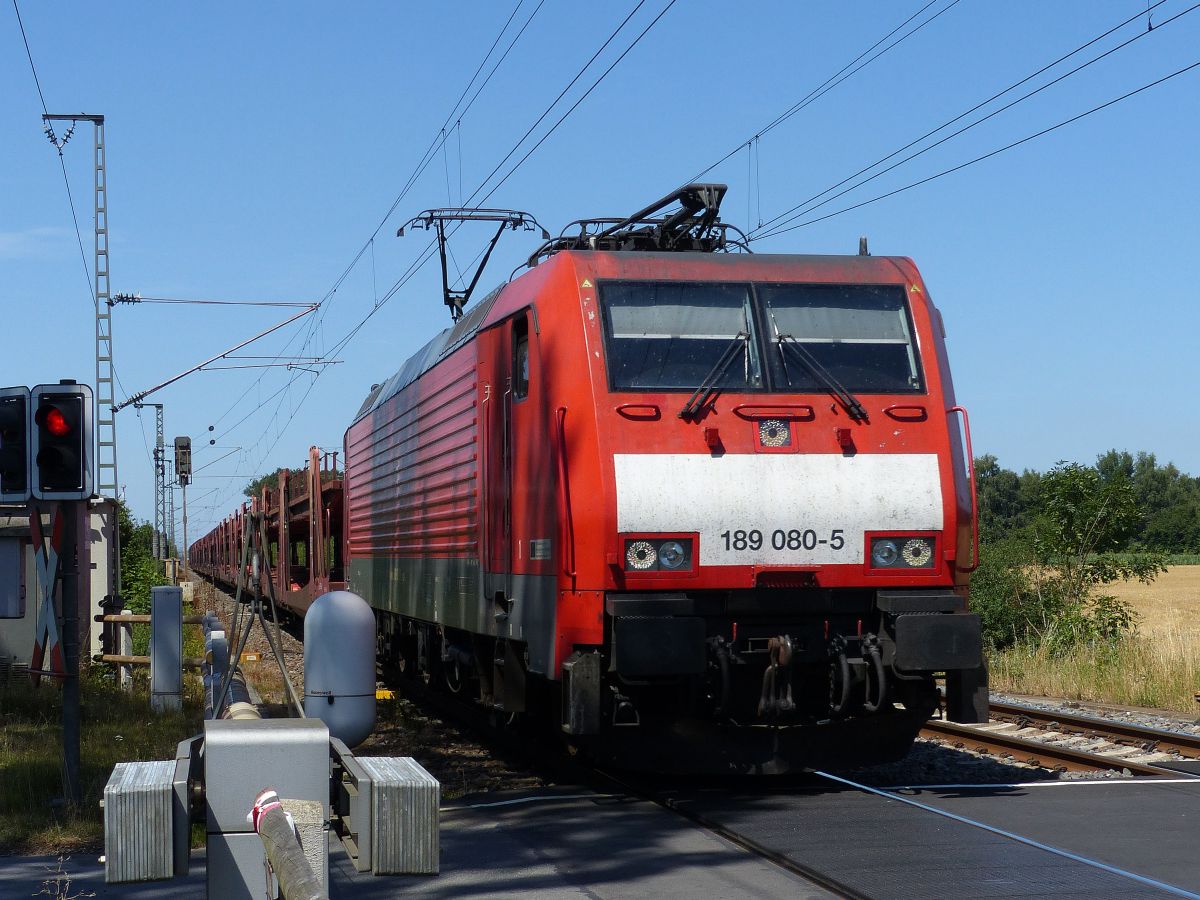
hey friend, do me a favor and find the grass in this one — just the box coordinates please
[0,665,203,856]
[989,635,1200,714]
[989,565,1200,715]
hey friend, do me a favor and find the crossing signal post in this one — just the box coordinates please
[31,382,93,501]
[0,387,30,503]
[2,381,95,808]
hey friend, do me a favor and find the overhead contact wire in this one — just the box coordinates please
[753,0,1192,239]
[199,0,535,457]
[684,0,956,185]
[752,0,1172,235]
[762,56,1200,237]
[13,0,101,314]
[196,1,670,531]
[314,0,672,372]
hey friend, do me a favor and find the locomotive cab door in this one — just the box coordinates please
[484,309,553,621]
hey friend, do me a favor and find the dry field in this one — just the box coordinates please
[1107,565,1200,648]
[989,566,1200,713]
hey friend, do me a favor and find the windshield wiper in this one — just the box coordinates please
[679,331,749,421]
[776,334,869,423]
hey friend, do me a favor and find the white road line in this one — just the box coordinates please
[817,770,1200,899]
[879,777,1200,790]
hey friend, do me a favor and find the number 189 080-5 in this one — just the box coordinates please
[719,528,845,552]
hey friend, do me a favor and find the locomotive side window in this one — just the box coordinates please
[760,284,924,393]
[599,281,762,391]
[513,319,530,401]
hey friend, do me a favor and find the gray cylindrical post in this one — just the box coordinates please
[202,614,227,719]
[119,607,132,688]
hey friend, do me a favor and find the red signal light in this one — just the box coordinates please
[43,407,71,437]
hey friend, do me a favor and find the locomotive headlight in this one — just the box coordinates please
[658,540,688,569]
[870,539,899,568]
[625,540,657,570]
[622,537,693,572]
[758,418,791,448]
[869,535,936,569]
[901,538,934,567]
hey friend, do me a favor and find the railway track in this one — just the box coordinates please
[376,664,1200,894]
[922,699,1200,777]
[593,768,871,899]
[988,699,1200,757]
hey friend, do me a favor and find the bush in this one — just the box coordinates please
[115,501,167,655]
[972,463,1165,651]
[970,535,1048,650]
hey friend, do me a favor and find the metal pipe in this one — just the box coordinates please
[221,671,256,717]
[61,500,81,807]
[96,654,204,668]
[181,478,188,575]
[203,614,261,720]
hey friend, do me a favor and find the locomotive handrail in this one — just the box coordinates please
[949,405,979,573]
[615,403,661,420]
[555,406,577,580]
[883,404,928,422]
[731,404,815,420]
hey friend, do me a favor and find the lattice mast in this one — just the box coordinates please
[44,113,120,590]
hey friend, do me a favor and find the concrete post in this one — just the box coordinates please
[150,586,182,713]
[119,607,132,689]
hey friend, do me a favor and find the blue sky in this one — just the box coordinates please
[2,1,1197,538]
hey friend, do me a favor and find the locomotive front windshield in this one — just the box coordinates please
[761,284,923,393]
[599,280,923,393]
[600,281,763,391]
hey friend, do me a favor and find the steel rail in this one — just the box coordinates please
[590,768,872,900]
[354,626,866,898]
[988,700,1200,758]
[920,719,1182,777]
[816,769,1200,900]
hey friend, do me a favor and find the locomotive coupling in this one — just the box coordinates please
[758,635,796,716]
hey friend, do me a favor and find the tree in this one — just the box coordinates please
[974,455,1040,541]
[244,465,343,499]
[114,501,165,617]
[971,462,1165,650]
[1095,449,1200,552]
[244,468,288,499]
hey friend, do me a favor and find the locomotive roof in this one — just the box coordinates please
[351,250,919,423]
[352,281,507,421]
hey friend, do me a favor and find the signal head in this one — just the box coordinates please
[0,386,31,502]
[30,382,93,501]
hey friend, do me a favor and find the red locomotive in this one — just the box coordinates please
[195,185,986,773]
